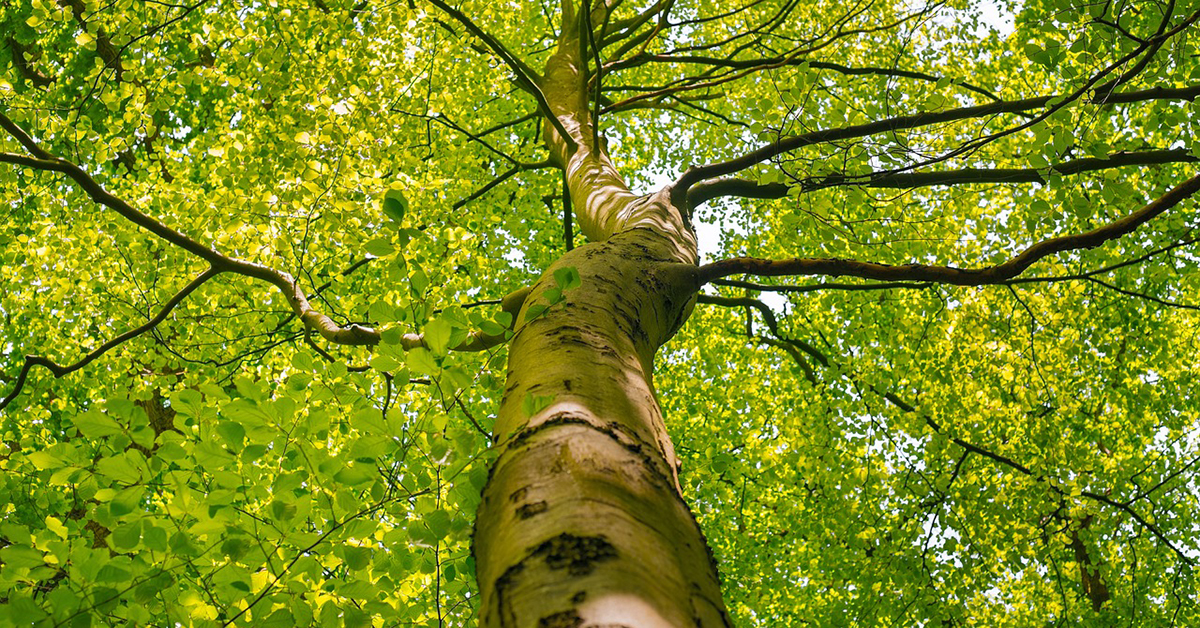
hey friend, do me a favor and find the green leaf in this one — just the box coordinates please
[552,266,581,290]
[111,520,142,550]
[370,354,400,371]
[96,453,143,484]
[380,326,405,344]
[334,463,374,486]
[142,524,169,551]
[522,392,553,418]
[0,545,44,570]
[216,421,246,448]
[221,536,250,560]
[423,510,452,540]
[270,499,298,521]
[343,546,372,570]
[364,238,395,257]
[425,318,454,355]
[479,320,506,336]
[409,267,430,294]
[25,451,59,470]
[407,347,439,375]
[524,304,547,322]
[381,187,408,223]
[72,410,123,438]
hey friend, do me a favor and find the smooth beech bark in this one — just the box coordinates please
[471,2,729,625]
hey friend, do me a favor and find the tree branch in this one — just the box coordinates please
[695,294,828,366]
[0,267,221,412]
[427,0,578,155]
[1085,277,1200,311]
[688,149,1199,207]
[605,4,965,116]
[606,54,1002,102]
[698,173,1200,286]
[452,160,554,209]
[712,278,933,293]
[708,233,1200,294]
[712,293,1195,566]
[1,111,378,346]
[670,81,1200,206]
[392,108,522,165]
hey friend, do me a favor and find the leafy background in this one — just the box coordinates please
[2,0,1199,625]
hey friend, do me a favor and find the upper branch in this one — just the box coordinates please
[698,174,1200,285]
[670,82,1200,207]
[688,149,1199,206]
[598,0,674,52]
[605,55,1001,102]
[427,0,578,155]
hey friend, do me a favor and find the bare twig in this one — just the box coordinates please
[452,160,554,209]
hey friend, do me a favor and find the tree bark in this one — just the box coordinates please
[471,3,730,625]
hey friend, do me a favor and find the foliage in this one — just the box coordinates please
[2,0,1200,625]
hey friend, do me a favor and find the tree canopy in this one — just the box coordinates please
[2,0,1200,625]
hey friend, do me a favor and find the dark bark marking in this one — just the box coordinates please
[507,411,592,448]
[488,536,615,626]
[516,500,549,519]
[498,413,676,492]
[539,610,583,628]
[509,487,529,503]
[536,533,617,576]
[494,561,526,627]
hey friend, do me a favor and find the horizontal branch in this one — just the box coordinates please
[670,82,1200,206]
[698,173,1200,285]
[0,267,220,412]
[688,149,1198,206]
[712,278,933,293]
[711,234,1200,294]
[1086,277,1200,311]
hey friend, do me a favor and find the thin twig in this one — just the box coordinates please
[1,267,221,411]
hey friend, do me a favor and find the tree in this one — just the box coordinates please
[2,0,1199,624]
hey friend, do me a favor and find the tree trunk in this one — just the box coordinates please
[471,4,731,625]
[473,225,728,626]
